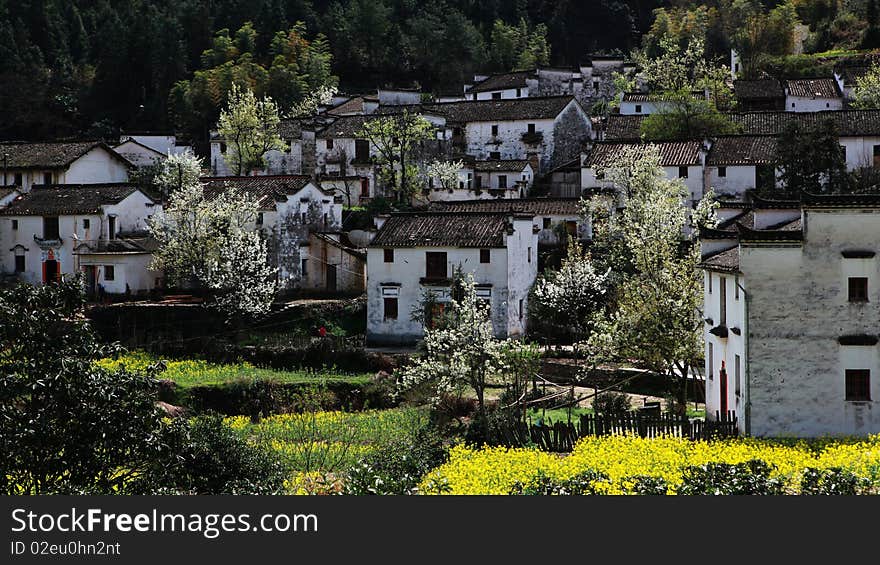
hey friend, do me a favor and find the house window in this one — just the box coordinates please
[719,276,727,326]
[256,213,264,226]
[593,80,600,92]
[360,178,370,196]
[734,355,741,397]
[708,343,714,381]
[734,275,740,300]
[841,145,847,162]
[14,173,22,186]
[516,88,522,97]
[492,92,501,100]
[498,175,507,189]
[383,297,398,320]
[718,166,727,178]
[384,248,394,263]
[480,249,490,263]
[14,255,25,273]
[489,151,501,160]
[635,104,642,113]
[301,259,308,277]
[219,142,227,153]
[491,125,499,136]
[848,277,869,302]
[679,166,689,179]
[527,123,536,134]
[873,145,880,169]
[104,265,115,281]
[528,246,532,263]
[826,102,830,108]
[326,139,334,150]
[845,369,871,401]
[791,102,796,109]
[301,212,307,223]
[108,215,117,240]
[83,218,90,230]
[43,172,52,185]
[565,221,577,236]
[543,217,551,229]
[425,252,447,279]
[355,139,369,161]
[43,217,59,240]
[519,298,524,320]
[708,272,712,294]
[11,219,17,230]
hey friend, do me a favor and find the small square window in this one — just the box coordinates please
[14,173,22,186]
[491,125,499,136]
[83,219,90,230]
[104,265,115,281]
[489,151,500,160]
[492,92,501,100]
[679,166,689,179]
[527,123,536,134]
[849,277,868,302]
[845,369,871,401]
[480,249,490,263]
[718,166,727,178]
[635,104,642,113]
[543,217,551,229]
[792,102,796,109]
[384,249,394,263]
[326,139,334,149]
[516,88,522,97]
[498,175,507,189]
[256,213,264,226]
[11,219,18,230]
[43,172,52,185]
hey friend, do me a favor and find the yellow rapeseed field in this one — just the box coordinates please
[419,435,880,494]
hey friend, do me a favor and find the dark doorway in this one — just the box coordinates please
[44,260,58,283]
[719,362,729,416]
[327,264,337,292]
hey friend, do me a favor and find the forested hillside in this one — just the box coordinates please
[1,0,878,148]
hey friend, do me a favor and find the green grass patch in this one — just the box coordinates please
[96,351,372,389]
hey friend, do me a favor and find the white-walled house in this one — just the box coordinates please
[700,191,880,437]
[119,133,191,156]
[428,198,590,246]
[582,140,705,207]
[705,136,779,198]
[0,142,131,192]
[113,139,167,169]
[428,96,592,174]
[0,184,160,295]
[201,175,344,291]
[784,78,843,112]
[425,160,534,202]
[618,91,706,116]
[366,211,538,345]
[464,71,533,100]
[315,115,380,201]
[210,118,324,177]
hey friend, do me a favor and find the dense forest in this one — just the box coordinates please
[1,0,878,149]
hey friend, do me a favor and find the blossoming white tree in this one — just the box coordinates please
[148,158,277,319]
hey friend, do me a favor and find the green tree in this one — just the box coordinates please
[218,84,287,176]
[775,118,850,195]
[487,18,550,71]
[0,280,166,494]
[853,63,880,109]
[357,111,435,203]
[640,90,741,140]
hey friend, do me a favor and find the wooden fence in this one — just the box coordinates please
[495,411,739,452]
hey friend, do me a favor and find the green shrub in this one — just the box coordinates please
[623,475,669,495]
[800,467,867,495]
[678,460,784,495]
[593,391,631,416]
[509,470,611,495]
[342,427,448,495]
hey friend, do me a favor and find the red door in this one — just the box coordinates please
[719,361,728,418]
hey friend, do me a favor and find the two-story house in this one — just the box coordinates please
[0,184,160,294]
[700,191,880,437]
[366,211,538,345]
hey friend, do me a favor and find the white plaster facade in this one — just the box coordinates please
[785,95,843,113]
[0,144,131,193]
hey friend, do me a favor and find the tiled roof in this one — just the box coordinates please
[717,210,755,231]
[429,198,582,216]
[700,246,739,272]
[0,141,129,169]
[837,66,869,86]
[423,96,577,123]
[801,191,880,208]
[465,71,533,93]
[622,91,704,103]
[729,110,880,136]
[706,136,778,165]
[317,115,371,138]
[200,175,316,210]
[734,79,784,100]
[784,78,841,98]
[473,159,531,172]
[370,212,513,248]
[74,235,159,255]
[737,222,803,242]
[0,184,143,216]
[603,114,646,140]
[327,97,365,116]
[584,141,702,168]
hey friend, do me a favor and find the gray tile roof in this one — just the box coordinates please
[706,136,778,165]
[423,96,578,123]
[0,141,130,169]
[603,114,646,140]
[734,79,784,100]
[0,184,144,216]
[200,175,316,211]
[584,141,702,167]
[465,71,533,94]
[730,110,880,136]
[370,212,513,248]
[472,159,531,172]
[784,77,842,98]
[317,115,371,138]
[429,198,582,215]
[622,91,704,102]
[700,246,739,272]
